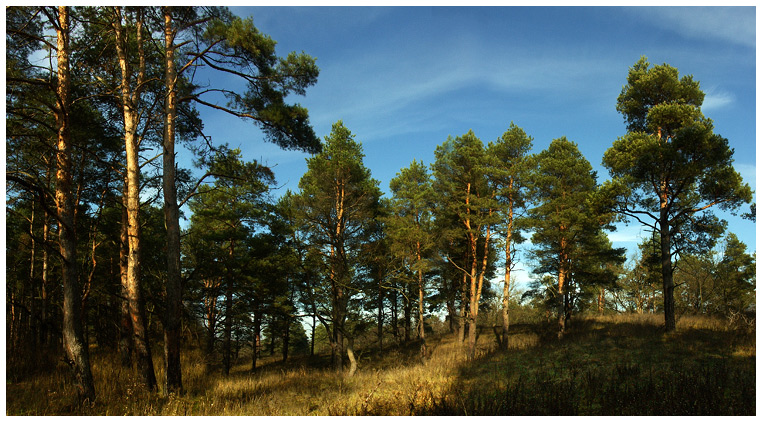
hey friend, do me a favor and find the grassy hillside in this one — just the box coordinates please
[6,313,755,415]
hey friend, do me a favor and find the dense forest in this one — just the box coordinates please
[6,6,756,415]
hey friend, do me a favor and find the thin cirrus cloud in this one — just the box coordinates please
[307,48,617,138]
[625,7,755,48]
[701,88,735,111]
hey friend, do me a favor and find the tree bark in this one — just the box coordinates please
[346,336,357,377]
[467,219,491,360]
[332,324,344,372]
[446,300,456,334]
[222,242,234,376]
[54,6,96,403]
[205,291,217,371]
[501,191,514,350]
[458,273,467,344]
[282,315,291,362]
[557,236,569,340]
[597,288,605,313]
[114,6,157,391]
[161,6,183,394]
[119,186,133,367]
[660,207,676,331]
[28,204,38,346]
[251,311,261,371]
[403,289,412,342]
[391,288,399,343]
[40,209,50,346]
[310,314,315,357]
[416,242,426,359]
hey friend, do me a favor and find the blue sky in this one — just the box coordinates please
[189,6,756,287]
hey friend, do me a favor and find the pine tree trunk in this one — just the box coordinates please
[557,237,568,340]
[251,311,261,371]
[467,308,477,360]
[40,211,50,346]
[205,303,216,371]
[403,285,412,342]
[416,242,427,359]
[417,266,427,359]
[598,288,605,313]
[222,254,233,376]
[161,6,183,394]
[346,336,357,377]
[119,189,132,367]
[310,314,315,357]
[446,300,457,334]
[54,6,95,402]
[391,289,399,343]
[467,252,478,360]
[332,324,344,372]
[282,316,290,362]
[28,205,38,346]
[501,198,513,349]
[114,6,157,391]
[660,207,676,331]
[557,271,566,339]
[458,273,467,344]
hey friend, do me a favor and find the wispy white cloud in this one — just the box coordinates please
[702,88,735,111]
[306,42,619,142]
[626,7,755,48]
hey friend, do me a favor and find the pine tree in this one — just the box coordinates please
[187,147,274,376]
[431,131,501,359]
[602,57,753,331]
[486,123,533,349]
[386,160,435,358]
[293,121,381,372]
[528,137,601,338]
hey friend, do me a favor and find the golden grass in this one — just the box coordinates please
[6,312,755,415]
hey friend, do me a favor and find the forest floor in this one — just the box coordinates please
[6,313,756,415]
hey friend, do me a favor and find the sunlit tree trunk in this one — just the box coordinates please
[329,184,346,372]
[557,239,568,340]
[468,222,491,360]
[346,336,357,377]
[114,6,157,391]
[598,288,605,313]
[54,6,96,402]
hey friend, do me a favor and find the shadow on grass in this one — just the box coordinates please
[416,315,755,416]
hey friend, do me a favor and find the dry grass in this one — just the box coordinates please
[6,313,755,415]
